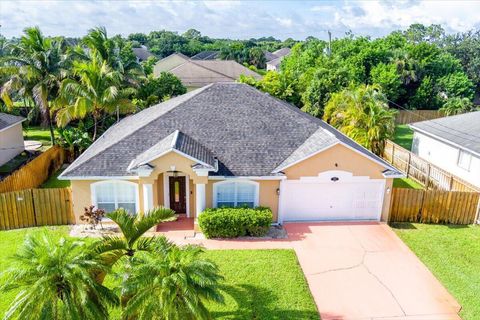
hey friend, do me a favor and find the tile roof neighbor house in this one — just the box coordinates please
[61,83,402,226]
[132,45,154,62]
[0,113,25,166]
[190,51,220,60]
[153,55,262,89]
[410,111,480,188]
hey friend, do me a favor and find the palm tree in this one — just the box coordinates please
[324,84,397,155]
[390,50,419,85]
[92,208,175,272]
[53,52,135,140]
[0,27,69,144]
[122,244,224,320]
[83,27,144,86]
[0,234,118,320]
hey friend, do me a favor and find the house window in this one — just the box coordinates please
[213,181,259,208]
[92,181,138,213]
[457,150,472,171]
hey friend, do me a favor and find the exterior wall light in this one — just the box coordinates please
[331,177,339,182]
[276,188,280,195]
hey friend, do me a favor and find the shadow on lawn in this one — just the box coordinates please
[390,222,418,230]
[212,284,320,320]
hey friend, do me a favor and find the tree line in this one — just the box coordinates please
[240,24,480,154]
[1,24,479,157]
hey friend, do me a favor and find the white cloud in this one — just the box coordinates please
[0,1,478,40]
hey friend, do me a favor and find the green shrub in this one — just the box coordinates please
[198,207,273,238]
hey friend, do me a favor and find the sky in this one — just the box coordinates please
[1,0,479,40]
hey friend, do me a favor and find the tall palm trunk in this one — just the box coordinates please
[45,108,56,145]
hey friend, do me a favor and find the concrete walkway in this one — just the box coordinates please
[155,221,461,319]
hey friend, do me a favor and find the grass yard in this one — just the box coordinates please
[392,223,480,320]
[393,177,423,189]
[40,169,71,188]
[393,124,414,150]
[23,126,57,151]
[0,227,318,320]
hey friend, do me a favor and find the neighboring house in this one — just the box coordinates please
[153,54,262,89]
[410,111,480,188]
[266,47,291,71]
[132,45,154,63]
[153,53,190,74]
[60,83,402,226]
[0,113,25,166]
[190,51,220,60]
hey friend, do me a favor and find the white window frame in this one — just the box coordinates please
[457,149,472,171]
[213,180,259,208]
[90,180,140,214]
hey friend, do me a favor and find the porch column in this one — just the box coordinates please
[143,183,154,213]
[195,183,206,219]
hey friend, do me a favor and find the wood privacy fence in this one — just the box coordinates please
[389,188,480,224]
[383,140,479,192]
[0,146,67,193]
[0,188,74,230]
[395,110,444,125]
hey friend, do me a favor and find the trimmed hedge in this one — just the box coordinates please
[198,207,273,238]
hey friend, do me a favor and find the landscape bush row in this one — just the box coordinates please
[199,206,273,238]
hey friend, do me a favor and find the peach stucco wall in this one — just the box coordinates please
[282,143,393,221]
[70,144,392,223]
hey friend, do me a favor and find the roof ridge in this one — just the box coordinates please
[187,59,244,80]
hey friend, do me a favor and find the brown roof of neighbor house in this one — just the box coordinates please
[158,58,262,87]
[0,113,25,131]
[153,53,190,74]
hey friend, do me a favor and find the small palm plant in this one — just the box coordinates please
[0,234,118,320]
[92,207,175,265]
[122,244,224,320]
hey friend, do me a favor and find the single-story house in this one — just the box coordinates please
[266,47,291,71]
[132,45,154,63]
[153,54,262,89]
[0,113,25,166]
[190,51,220,60]
[61,83,401,225]
[410,111,480,188]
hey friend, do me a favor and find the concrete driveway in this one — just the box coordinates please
[284,222,461,320]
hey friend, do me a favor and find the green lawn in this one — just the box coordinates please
[0,227,318,319]
[393,124,414,150]
[40,169,70,188]
[23,126,57,151]
[393,177,423,189]
[392,223,480,320]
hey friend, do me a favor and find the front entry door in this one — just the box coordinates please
[169,176,186,214]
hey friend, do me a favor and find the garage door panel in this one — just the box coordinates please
[281,180,384,222]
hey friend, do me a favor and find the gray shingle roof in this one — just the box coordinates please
[410,111,480,155]
[0,113,24,131]
[61,83,399,178]
[191,51,220,60]
[272,47,291,57]
[127,130,216,171]
[133,46,154,61]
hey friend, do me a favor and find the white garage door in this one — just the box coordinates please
[279,171,385,222]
